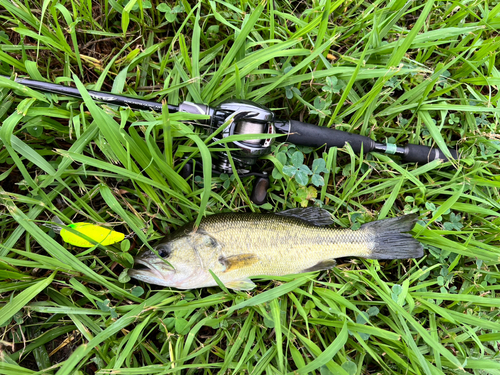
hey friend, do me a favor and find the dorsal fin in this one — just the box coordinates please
[276,207,333,226]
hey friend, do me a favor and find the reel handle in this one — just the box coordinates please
[250,174,270,205]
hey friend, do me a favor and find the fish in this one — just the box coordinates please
[129,208,423,290]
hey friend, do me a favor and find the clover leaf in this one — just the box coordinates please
[282,151,312,186]
[310,158,329,187]
[310,96,332,118]
[448,113,460,125]
[285,85,301,99]
[96,299,118,318]
[443,212,463,231]
[293,186,318,207]
[437,69,451,87]
[157,3,184,22]
[475,114,489,127]
[272,151,288,179]
[322,76,345,94]
[219,173,235,189]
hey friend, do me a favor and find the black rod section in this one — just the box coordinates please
[4,76,177,113]
[275,119,458,164]
[284,119,376,153]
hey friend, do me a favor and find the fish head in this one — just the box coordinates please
[129,232,219,289]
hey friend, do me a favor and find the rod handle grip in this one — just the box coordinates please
[285,120,376,153]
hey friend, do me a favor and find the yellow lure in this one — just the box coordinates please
[60,223,125,247]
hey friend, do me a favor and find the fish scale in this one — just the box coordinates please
[200,213,373,278]
[129,208,423,290]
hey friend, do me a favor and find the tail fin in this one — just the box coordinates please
[362,214,423,259]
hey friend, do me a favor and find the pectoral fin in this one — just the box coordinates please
[225,278,256,291]
[301,259,336,273]
[219,253,259,272]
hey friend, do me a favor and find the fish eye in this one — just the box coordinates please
[156,244,172,258]
[204,235,218,247]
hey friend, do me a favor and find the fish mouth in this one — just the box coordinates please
[128,258,172,282]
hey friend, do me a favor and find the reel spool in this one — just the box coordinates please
[210,100,276,173]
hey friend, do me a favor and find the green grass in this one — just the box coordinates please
[0,0,500,374]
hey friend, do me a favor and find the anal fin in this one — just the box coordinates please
[301,259,336,273]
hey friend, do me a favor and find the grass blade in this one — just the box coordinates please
[0,273,55,327]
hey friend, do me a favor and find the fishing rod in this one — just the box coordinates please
[7,76,458,203]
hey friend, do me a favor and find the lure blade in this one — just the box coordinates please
[60,223,125,247]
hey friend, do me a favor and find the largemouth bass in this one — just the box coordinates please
[129,208,423,290]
